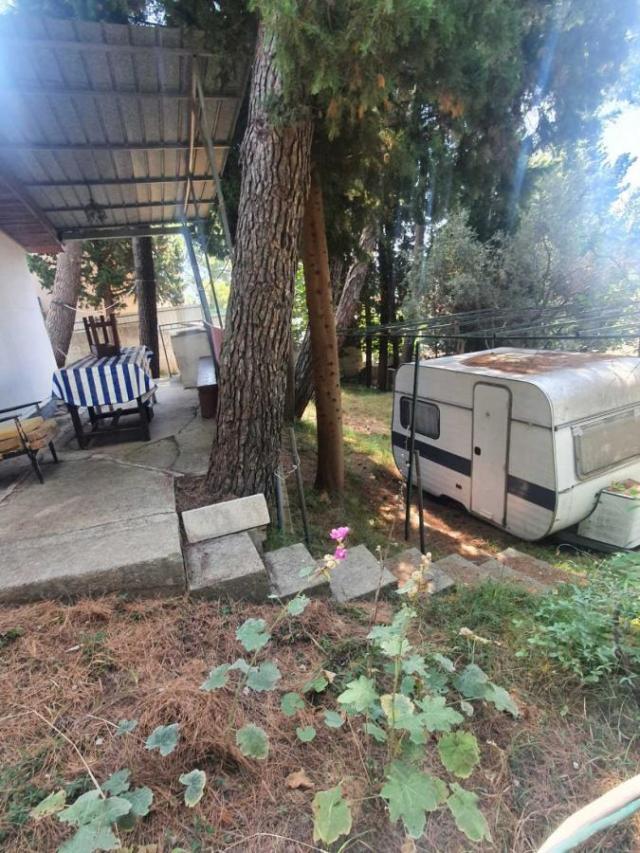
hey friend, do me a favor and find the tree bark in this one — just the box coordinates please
[294,225,375,417]
[45,241,83,368]
[204,23,313,499]
[133,235,160,377]
[301,170,344,495]
[377,231,393,390]
[364,282,373,387]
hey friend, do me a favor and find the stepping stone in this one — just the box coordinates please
[385,548,455,595]
[432,553,550,593]
[264,543,329,600]
[495,547,559,588]
[186,532,269,601]
[182,494,270,544]
[476,559,550,592]
[329,544,396,603]
[431,554,488,587]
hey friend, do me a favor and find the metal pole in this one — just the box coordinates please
[273,471,285,531]
[181,224,217,365]
[196,221,225,329]
[404,338,421,540]
[414,449,426,555]
[193,60,234,256]
[158,325,172,378]
[289,426,310,548]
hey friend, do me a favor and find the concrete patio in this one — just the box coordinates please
[0,379,213,603]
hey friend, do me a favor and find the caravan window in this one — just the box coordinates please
[573,408,640,477]
[400,397,440,439]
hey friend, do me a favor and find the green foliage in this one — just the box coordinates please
[520,553,640,685]
[447,784,492,843]
[323,710,345,729]
[280,692,305,717]
[296,725,317,743]
[200,664,231,691]
[102,769,130,796]
[145,724,180,757]
[236,618,271,652]
[115,719,138,736]
[58,790,131,852]
[286,594,310,616]
[437,732,481,779]
[30,789,66,819]
[311,785,352,845]
[336,674,379,713]
[381,762,448,838]
[246,661,281,692]
[179,770,206,808]
[236,724,270,760]
[418,696,464,733]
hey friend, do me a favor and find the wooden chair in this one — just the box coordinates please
[83,314,121,358]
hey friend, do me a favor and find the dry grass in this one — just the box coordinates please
[1,592,639,852]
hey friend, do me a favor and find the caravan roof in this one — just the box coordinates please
[420,348,640,426]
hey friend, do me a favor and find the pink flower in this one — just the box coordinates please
[330,526,350,542]
[334,546,348,561]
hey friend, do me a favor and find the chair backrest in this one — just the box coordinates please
[83,314,121,357]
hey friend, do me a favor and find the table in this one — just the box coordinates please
[53,346,156,448]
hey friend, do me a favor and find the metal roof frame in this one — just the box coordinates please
[0,15,248,253]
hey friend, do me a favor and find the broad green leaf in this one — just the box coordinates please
[115,719,138,736]
[380,693,415,728]
[298,564,316,578]
[145,723,180,756]
[368,625,412,657]
[312,786,352,844]
[200,664,231,691]
[401,655,428,678]
[179,770,206,808]
[121,786,153,817]
[30,789,66,819]
[58,790,131,827]
[303,673,328,694]
[236,724,269,759]
[460,700,474,717]
[337,675,378,712]
[447,783,491,842]
[432,653,456,673]
[364,722,387,742]
[246,661,281,692]
[423,668,449,694]
[58,824,120,852]
[296,725,317,742]
[323,709,345,729]
[418,696,464,733]
[453,663,490,700]
[280,692,305,717]
[380,761,448,839]
[287,594,310,616]
[400,675,416,696]
[102,769,130,796]
[437,731,480,779]
[485,683,520,717]
[230,657,250,673]
[236,618,270,652]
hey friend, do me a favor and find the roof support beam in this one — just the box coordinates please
[42,198,216,213]
[59,223,187,241]
[0,171,61,249]
[0,36,218,59]
[0,142,229,152]
[194,60,233,255]
[25,174,213,189]
[0,86,238,102]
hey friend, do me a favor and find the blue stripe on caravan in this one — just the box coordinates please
[392,430,555,511]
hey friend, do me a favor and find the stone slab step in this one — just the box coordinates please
[432,553,550,593]
[330,544,396,603]
[0,512,185,605]
[186,532,269,601]
[385,547,455,595]
[264,543,329,600]
[494,547,557,590]
[182,494,270,545]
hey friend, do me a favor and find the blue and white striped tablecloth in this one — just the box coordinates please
[53,346,154,407]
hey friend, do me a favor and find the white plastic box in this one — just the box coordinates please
[577,481,640,548]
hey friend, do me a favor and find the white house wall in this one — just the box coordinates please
[0,231,56,411]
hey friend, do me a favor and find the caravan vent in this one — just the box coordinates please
[573,408,640,477]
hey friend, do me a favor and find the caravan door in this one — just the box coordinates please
[471,384,510,524]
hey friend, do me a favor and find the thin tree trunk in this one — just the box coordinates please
[133,235,160,377]
[45,241,83,368]
[301,170,344,495]
[294,225,375,417]
[204,23,313,499]
[364,282,373,387]
[377,234,392,390]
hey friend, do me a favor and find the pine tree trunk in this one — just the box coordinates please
[301,170,344,495]
[204,23,313,499]
[294,225,375,417]
[45,241,83,368]
[364,283,373,387]
[377,234,392,390]
[133,236,160,378]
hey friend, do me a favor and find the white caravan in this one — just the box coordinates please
[392,348,640,542]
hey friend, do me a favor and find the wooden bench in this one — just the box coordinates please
[197,356,218,419]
